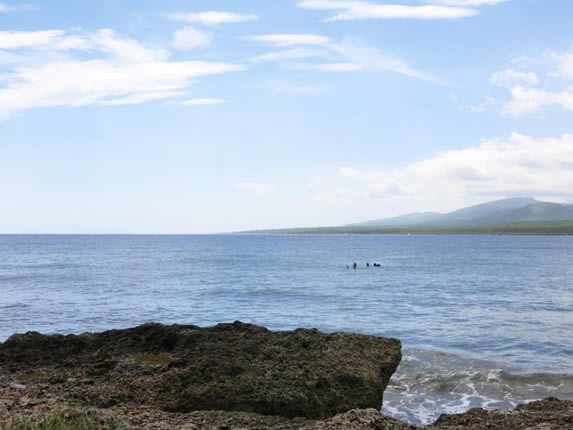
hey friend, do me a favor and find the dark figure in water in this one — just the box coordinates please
[366,262,370,267]
[353,262,357,269]
[373,263,381,267]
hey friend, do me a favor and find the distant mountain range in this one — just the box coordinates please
[246,197,573,235]
[349,197,573,227]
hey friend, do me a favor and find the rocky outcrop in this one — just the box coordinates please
[430,397,573,430]
[2,323,571,429]
[0,322,401,420]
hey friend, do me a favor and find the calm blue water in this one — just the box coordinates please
[1,234,572,424]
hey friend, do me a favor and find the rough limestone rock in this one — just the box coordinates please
[1,324,571,429]
[430,397,573,430]
[0,322,402,420]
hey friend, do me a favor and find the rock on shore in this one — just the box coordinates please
[429,397,573,430]
[1,323,571,429]
[0,322,401,421]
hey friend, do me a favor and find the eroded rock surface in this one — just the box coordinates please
[0,322,401,420]
[2,323,570,429]
[430,397,573,430]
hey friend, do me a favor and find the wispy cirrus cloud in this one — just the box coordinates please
[430,0,508,6]
[183,98,226,105]
[297,0,479,21]
[248,33,440,82]
[0,2,36,13]
[332,37,442,82]
[0,30,87,50]
[0,29,243,117]
[250,47,326,64]
[168,11,258,26]
[247,34,330,47]
[167,10,257,52]
[298,0,509,21]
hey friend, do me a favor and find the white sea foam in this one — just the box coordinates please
[383,348,573,425]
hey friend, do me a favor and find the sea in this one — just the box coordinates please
[0,234,572,425]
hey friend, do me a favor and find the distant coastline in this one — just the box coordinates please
[244,197,573,235]
[243,221,573,235]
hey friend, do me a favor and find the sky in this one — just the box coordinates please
[1,0,573,233]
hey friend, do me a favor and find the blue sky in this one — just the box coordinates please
[1,0,573,233]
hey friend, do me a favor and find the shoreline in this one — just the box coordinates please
[1,323,571,429]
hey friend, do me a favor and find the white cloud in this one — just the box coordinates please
[312,133,573,212]
[0,60,241,117]
[430,0,508,5]
[235,182,277,196]
[247,34,331,47]
[168,11,258,26]
[551,46,573,80]
[182,98,225,105]
[0,2,35,13]
[0,29,243,117]
[172,26,212,51]
[0,30,87,50]
[168,10,255,55]
[92,29,167,62]
[250,48,326,63]
[248,34,439,82]
[502,87,573,116]
[298,0,478,21]
[490,69,539,87]
[470,46,573,116]
[332,37,441,82]
[101,91,187,106]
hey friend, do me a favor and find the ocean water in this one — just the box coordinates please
[0,234,572,425]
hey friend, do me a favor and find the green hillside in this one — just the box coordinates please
[246,221,573,235]
[244,197,573,235]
